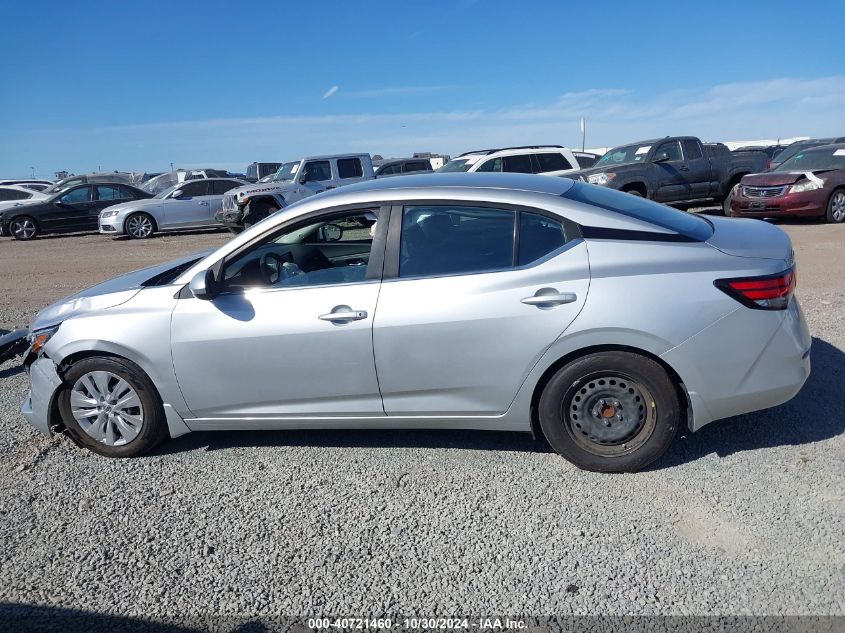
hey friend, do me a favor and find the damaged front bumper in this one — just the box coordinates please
[0,328,29,364]
[21,356,63,436]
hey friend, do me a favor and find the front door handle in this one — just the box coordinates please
[319,306,368,322]
[679,165,689,171]
[521,291,577,307]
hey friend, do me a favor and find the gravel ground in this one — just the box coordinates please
[0,221,843,624]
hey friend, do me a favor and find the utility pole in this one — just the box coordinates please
[30,166,35,178]
[580,117,586,152]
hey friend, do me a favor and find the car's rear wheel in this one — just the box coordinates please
[125,212,156,239]
[826,189,845,223]
[9,216,38,240]
[538,351,680,473]
[57,356,168,457]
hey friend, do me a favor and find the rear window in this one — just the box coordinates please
[563,182,713,242]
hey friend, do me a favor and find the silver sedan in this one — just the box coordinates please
[22,173,810,472]
[98,178,246,239]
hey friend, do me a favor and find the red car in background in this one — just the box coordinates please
[731,143,845,223]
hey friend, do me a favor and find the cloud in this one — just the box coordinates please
[322,85,339,99]
[339,85,456,99]
[5,76,845,174]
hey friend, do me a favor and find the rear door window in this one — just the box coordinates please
[534,152,572,172]
[211,180,242,195]
[502,154,533,173]
[399,206,515,278]
[518,212,567,265]
[682,140,703,160]
[95,185,125,201]
[404,161,430,172]
[337,158,364,179]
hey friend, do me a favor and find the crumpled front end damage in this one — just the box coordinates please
[20,356,63,436]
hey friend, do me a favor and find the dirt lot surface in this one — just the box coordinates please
[0,219,842,622]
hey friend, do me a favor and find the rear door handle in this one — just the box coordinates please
[521,291,577,306]
[319,307,368,322]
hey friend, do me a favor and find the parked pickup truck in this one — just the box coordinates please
[216,153,374,233]
[570,136,768,214]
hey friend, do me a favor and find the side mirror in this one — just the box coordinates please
[298,172,308,185]
[171,189,184,199]
[318,223,343,242]
[653,152,671,163]
[189,269,217,300]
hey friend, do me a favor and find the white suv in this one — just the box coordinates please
[437,145,582,176]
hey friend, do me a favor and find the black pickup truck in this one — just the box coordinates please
[570,136,768,214]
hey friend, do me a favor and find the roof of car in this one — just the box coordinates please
[317,172,575,198]
[458,145,567,157]
[793,143,845,153]
[300,153,371,161]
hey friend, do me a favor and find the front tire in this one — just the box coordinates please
[826,189,845,223]
[242,200,279,229]
[9,216,38,240]
[125,212,156,239]
[538,351,680,473]
[57,356,168,457]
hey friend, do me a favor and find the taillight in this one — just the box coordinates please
[766,159,772,170]
[714,267,796,310]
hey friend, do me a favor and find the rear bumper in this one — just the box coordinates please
[730,189,826,217]
[21,356,63,436]
[662,298,811,431]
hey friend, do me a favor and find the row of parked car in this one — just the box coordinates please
[1,134,843,241]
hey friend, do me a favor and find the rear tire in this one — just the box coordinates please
[125,212,156,239]
[538,351,680,473]
[826,189,845,223]
[9,216,38,240]
[57,356,168,458]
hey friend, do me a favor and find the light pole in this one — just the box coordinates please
[580,117,586,152]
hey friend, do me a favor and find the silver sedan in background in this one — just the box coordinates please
[22,174,810,472]
[98,177,246,239]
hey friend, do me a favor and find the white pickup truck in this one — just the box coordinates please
[216,153,374,232]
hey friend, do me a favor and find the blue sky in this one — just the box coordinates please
[1,0,844,177]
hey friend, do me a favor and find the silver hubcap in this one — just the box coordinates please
[832,193,845,222]
[70,371,144,446]
[12,219,35,239]
[127,215,152,238]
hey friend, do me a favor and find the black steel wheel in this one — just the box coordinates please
[538,351,680,472]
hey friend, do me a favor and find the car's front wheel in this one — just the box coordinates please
[125,212,156,239]
[57,356,168,457]
[9,216,38,240]
[826,189,845,223]
[538,351,680,473]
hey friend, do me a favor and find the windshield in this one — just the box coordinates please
[771,141,830,166]
[436,158,475,173]
[271,161,301,181]
[776,148,845,172]
[595,144,653,168]
[563,181,713,242]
